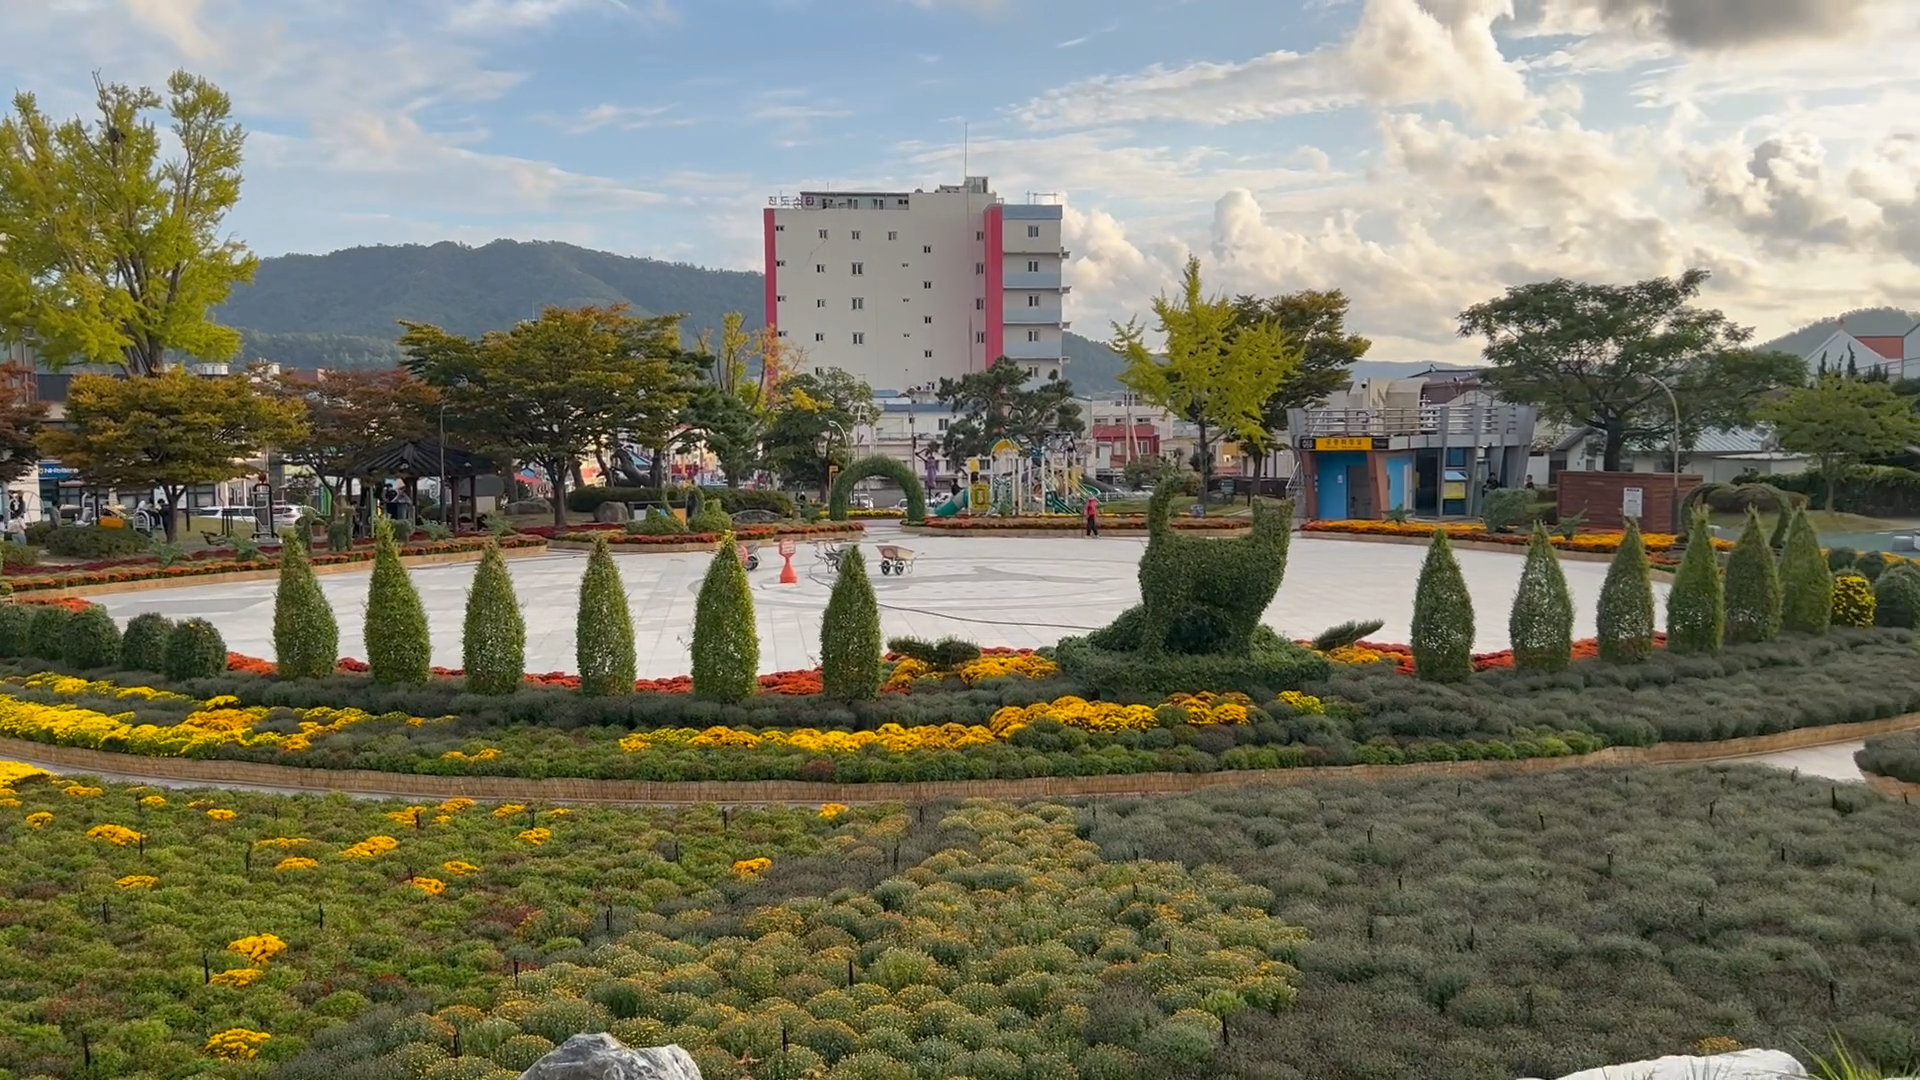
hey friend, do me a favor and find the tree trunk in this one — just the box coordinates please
[650,447,666,489]
[1824,457,1839,512]
[160,488,184,542]
[1197,419,1213,510]
[1602,427,1626,473]
[549,461,569,529]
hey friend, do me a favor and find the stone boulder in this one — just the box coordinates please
[518,1034,701,1080]
[1521,1049,1807,1080]
[505,499,552,517]
[594,501,633,524]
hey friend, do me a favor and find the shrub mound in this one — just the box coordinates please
[1856,729,1920,783]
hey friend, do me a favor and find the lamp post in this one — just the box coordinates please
[1646,374,1682,530]
[437,378,470,528]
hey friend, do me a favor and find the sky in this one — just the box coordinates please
[3,0,1919,364]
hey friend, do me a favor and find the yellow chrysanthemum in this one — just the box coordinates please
[87,823,144,846]
[210,967,264,988]
[818,803,849,820]
[442,860,479,875]
[205,808,236,821]
[274,857,319,872]
[409,876,446,896]
[25,811,52,828]
[517,827,551,845]
[140,795,167,808]
[340,835,399,859]
[115,874,159,889]
[63,784,102,798]
[733,857,772,877]
[227,933,288,965]
[492,803,527,818]
[205,1029,271,1060]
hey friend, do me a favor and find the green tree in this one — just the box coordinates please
[678,384,763,487]
[364,515,431,685]
[692,532,760,703]
[820,546,882,701]
[463,541,526,695]
[1596,517,1656,663]
[38,369,307,540]
[1779,507,1833,634]
[1112,256,1300,502]
[1761,375,1920,511]
[1458,270,1803,471]
[0,72,256,375]
[263,367,438,520]
[0,364,47,490]
[933,357,1084,466]
[575,536,636,697]
[1664,511,1724,654]
[1508,523,1574,672]
[273,531,338,679]
[1411,530,1474,682]
[400,304,691,528]
[761,368,878,494]
[1231,290,1371,491]
[1721,507,1782,644]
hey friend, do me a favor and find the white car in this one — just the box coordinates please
[189,505,307,535]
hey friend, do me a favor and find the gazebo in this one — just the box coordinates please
[340,439,498,530]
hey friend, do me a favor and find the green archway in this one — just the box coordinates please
[830,454,927,523]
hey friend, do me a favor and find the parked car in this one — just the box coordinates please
[189,505,306,536]
[852,493,874,510]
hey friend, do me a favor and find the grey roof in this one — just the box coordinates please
[1687,427,1774,455]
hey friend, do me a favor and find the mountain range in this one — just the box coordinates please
[212,239,1896,394]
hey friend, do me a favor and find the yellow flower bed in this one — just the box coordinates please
[115,874,159,889]
[440,747,501,762]
[274,857,319,872]
[25,811,51,827]
[733,857,772,877]
[492,803,527,818]
[882,652,1061,691]
[341,835,399,859]
[409,876,446,896]
[254,836,310,849]
[17,673,193,702]
[205,808,235,821]
[87,823,144,846]
[443,860,479,875]
[618,722,999,755]
[818,803,849,820]
[438,797,475,813]
[0,760,48,786]
[140,794,167,808]
[517,827,551,845]
[228,933,288,965]
[0,692,404,757]
[210,968,264,988]
[63,784,102,798]
[205,1029,271,1060]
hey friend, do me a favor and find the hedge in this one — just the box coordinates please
[1753,464,1920,517]
[566,486,795,517]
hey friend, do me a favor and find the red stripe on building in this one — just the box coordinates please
[984,204,1004,369]
[762,208,779,332]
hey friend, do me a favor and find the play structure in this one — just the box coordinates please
[946,440,1100,517]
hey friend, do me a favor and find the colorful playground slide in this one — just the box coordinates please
[933,490,967,517]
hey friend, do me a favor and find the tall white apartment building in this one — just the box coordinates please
[763,176,1068,394]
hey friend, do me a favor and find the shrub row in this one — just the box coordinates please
[1856,729,1920,784]
[565,486,796,517]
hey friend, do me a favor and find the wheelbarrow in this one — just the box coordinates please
[876,544,916,575]
[736,542,760,571]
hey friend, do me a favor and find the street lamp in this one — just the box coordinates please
[437,378,471,528]
[1646,374,1682,530]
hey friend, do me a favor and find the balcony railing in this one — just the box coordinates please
[1293,405,1533,441]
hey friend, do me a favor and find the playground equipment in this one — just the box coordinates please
[965,440,1090,516]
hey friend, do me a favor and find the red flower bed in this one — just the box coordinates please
[921,516,1247,531]
[7,535,546,593]
[554,523,863,546]
[1358,633,1671,675]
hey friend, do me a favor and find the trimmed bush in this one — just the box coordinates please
[365,515,432,686]
[1509,523,1574,672]
[567,486,794,517]
[463,542,527,695]
[1479,488,1539,533]
[273,532,339,679]
[26,605,74,660]
[689,495,733,535]
[326,517,353,554]
[1721,507,1781,645]
[1596,517,1656,664]
[163,618,228,681]
[1410,530,1474,682]
[691,531,760,703]
[43,525,150,559]
[1309,619,1386,653]
[1664,511,1724,655]
[820,546,882,701]
[1780,507,1833,634]
[575,536,636,697]
[1831,572,1875,627]
[829,455,928,524]
[61,604,122,670]
[1053,628,1331,697]
[626,507,687,537]
[1854,551,1891,583]
[119,613,172,672]
[1874,561,1920,629]
[887,636,982,671]
[0,603,33,658]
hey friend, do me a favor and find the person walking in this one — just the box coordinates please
[1083,493,1100,537]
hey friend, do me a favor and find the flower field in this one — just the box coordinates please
[1299,519,1734,555]
[2,535,548,594]
[917,515,1250,532]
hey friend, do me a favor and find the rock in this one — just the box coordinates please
[1518,1049,1809,1080]
[594,501,633,524]
[505,499,552,516]
[518,1034,701,1080]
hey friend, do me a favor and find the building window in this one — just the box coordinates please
[896,198,909,206]
[815,264,825,273]
[774,224,784,232]
[1028,225,1040,238]
[975,299,984,310]
[923,245,932,254]
[976,231,984,240]
[924,350,934,358]
[976,331,986,343]
[816,299,826,308]
[851,230,861,240]
[871,198,883,208]
[1027,330,1041,342]
[1027,260,1040,272]
[888,230,897,241]
[814,333,824,342]
[1028,295,1041,307]
[851,262,864,275]
[975,262,984,274]
[852,297,864,310]
[923,281,932,289]
[938,418,949,431]
[818,229,828,239]
[777,330,788,337]
[923,315,933,325]
[775,294,786,302]
[775,260,786,267]
[1026,365,1038,377]
[853,332,865,345]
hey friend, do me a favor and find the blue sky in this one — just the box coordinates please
[5,0,1919,362]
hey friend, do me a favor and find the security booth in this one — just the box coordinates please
[1287,400,1536,522]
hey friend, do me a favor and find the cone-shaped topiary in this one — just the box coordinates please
[820,546,882,700]
[463,541,527,695]
[62,604,122,670]
[1411,529,1474,683]
[273,530,338,679]
[1722,507,1782,645]
[575,536,635,697]
[365,514,431,685]
[692,531,760,703]
[119,613,173,672]
[1664,510,1724,655]
[163,618,228,681]
[1874,561,1920,628]
[1831,572,1875,627]
[1779,507,1832,635]
[26,605,73,661]
[1596,517,1656,664]
[1509,523,1574,672]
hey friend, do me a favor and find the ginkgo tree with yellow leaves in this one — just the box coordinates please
[1112,256,1302,504]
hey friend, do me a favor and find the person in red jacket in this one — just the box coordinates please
[1083,493,1100,537]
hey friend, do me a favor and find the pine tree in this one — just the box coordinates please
[1664,510,1724,655]
[1721,507,1782,644]
[365,514,432,685]
[1779,507,1833,634]
[1411,529,1474,683]
[463,541,527,695]
[273,530,338,679]
[1596,517,1656,663]
[692,531,760,702]
[575,536,636,696]
[1508,523,1574,672]
[820,546,882,700]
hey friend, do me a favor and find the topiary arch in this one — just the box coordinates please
[830,455,927,523]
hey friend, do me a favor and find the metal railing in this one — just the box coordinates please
[1293,405,1532,440]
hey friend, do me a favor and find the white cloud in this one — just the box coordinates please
[444,0,674,32]
[544,102,687,133]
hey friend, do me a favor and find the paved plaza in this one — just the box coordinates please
[97,526,1666,676]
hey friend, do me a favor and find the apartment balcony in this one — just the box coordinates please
[1002,339,1063,360]
[1003,271,1064,290]
[1004,308,1067,326]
